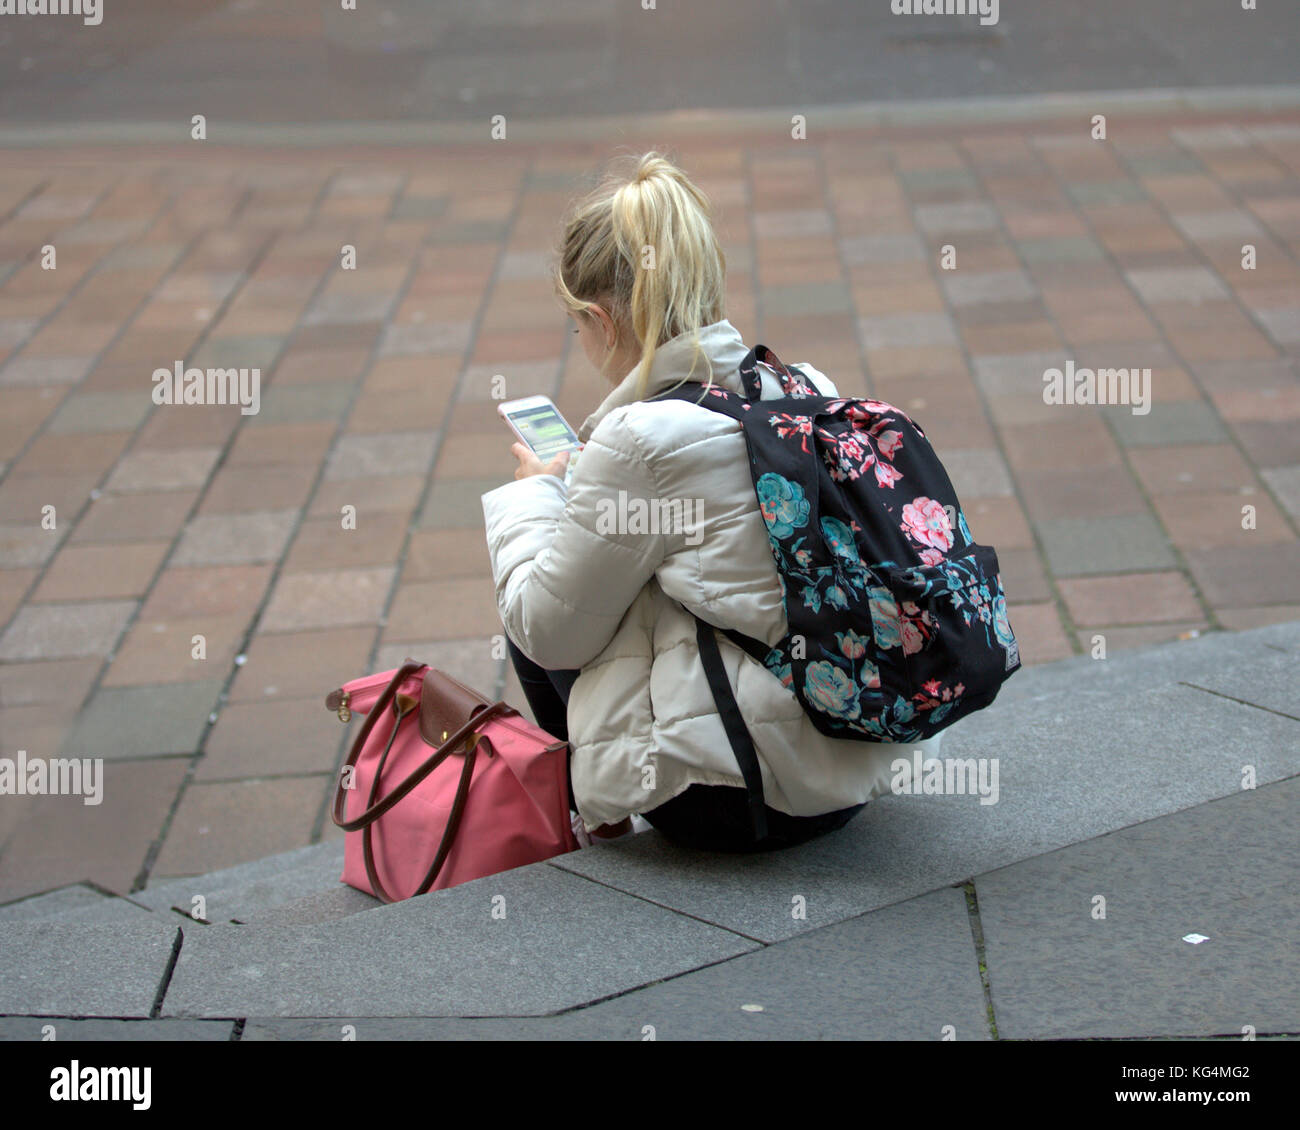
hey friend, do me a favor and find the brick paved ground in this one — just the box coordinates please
[0,107,1297,900]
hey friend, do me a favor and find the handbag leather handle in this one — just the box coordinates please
[328,660,515,902]
[330,660,510,830]
[331,660,421,830]
[362,730,489,904]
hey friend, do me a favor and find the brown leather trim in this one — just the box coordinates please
[332,693,511,832]
[418,666,494,747]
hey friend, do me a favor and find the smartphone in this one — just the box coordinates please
[498,395,581,461]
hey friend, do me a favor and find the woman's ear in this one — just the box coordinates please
[585,302,619,351]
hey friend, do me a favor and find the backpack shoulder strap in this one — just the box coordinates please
[693,615,769,842]
[650,381,751,420]
[743,344,816,398]
[719,626,772,665]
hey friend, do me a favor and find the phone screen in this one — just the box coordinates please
[506,403,580,460]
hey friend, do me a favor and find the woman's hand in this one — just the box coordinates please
[511,442,571,481]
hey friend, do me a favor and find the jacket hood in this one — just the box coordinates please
[577,318,752,442]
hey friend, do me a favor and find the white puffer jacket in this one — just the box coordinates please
[481,319,942,829]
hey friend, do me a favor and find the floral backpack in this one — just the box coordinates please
[654,344,1021,840]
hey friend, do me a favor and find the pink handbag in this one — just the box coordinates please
[326,660,580,902]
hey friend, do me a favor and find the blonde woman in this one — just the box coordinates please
[481,151,943,851]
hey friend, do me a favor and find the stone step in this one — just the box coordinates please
[0,1018,235,1041]
[0,919,180,1018]
[551,633,1300,943]
[130,842,346,924]
[993,620,1299,709]
[227,776,1300,1038]
[9,779,1295,1032]
[0,883,156,926]
[160,862,759,1020]
[243,884,381,926]
[3,623,1295,941]
[2,624,1296,1028]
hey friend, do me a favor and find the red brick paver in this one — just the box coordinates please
[1,106,1297,897]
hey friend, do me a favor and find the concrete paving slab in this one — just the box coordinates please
[554,885,989,1040]
[1178,649,1299,721]
[244,886,988,1039]
[131,842,345,922]
[242,1017,566,1040]
[0,921,179,1017]
[977,778,1300,1039]
[993,622,1299,707]
[243,885,381,926]
[551,682,1300,941]
[0,884,157,926]
[0,1018,233,1041]
[161,863,757,1018]
[0,884,108,922]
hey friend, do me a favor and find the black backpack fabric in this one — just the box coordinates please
[654,344,1021,840]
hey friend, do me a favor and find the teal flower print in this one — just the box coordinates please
[756,473,810,540]
[836,629,870,659]
[993,592,1015,648]
[804,661,862,721]
[867,585,902,650]
[820,516,861,563]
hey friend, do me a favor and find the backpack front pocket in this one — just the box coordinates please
[879,543,1019,730]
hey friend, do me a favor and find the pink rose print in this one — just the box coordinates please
[901,617,927,656]
[875,429,903,459]
[900,496,953,551]
[769,413,815,453]
[874,462,903,488]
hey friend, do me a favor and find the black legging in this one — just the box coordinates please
[505,634,866,853]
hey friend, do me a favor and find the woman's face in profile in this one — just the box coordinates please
[570,309,606,373]
[570,304,638,385]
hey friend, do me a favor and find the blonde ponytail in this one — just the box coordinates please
[552,150,727,397]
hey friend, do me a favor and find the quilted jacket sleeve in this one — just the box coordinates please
[480,409,671,671]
